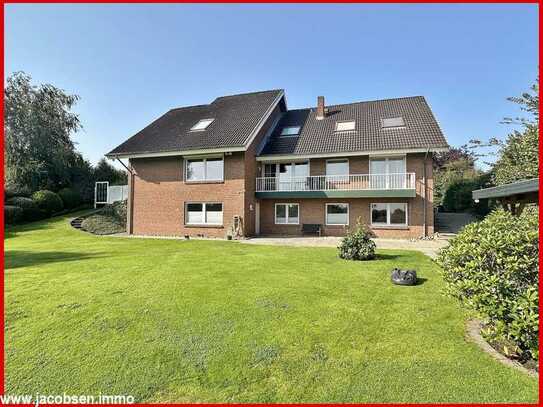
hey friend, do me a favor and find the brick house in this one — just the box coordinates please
[106,90,448,238]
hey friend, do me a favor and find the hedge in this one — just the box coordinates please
[31,190,64,215]
[437,208,539,361]
[5,205,23,225]
[58,188,81,209]
[6,196,37,210]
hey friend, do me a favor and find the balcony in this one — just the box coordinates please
[255,173,416,199]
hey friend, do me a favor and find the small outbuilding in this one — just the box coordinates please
[472,178,539,215]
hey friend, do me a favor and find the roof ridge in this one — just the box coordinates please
[213,88,284,101]
[302,95,426,111]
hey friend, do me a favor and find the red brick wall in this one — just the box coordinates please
[129,153,245,238]
[128,103,284,238]
[257,154,433,239]
[244,104,283,236]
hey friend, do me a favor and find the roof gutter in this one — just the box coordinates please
[106,146,246,160]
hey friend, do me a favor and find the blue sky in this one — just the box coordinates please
[5,4,538,167]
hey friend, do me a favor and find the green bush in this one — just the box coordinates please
[437,208,539,361]
[22,207,48,222]
[4,183,32,199]
[58,188,81,209]
[338,220,376,261]
[31,190,64,215]
[6,196,36,210]
[5,205,23,225]
[442,179,477,212]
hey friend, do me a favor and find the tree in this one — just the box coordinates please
[492,79,539,185]
[433,146,476,170]
[493,124,539,185]
[4,72,81,191]
[93,158,127,185]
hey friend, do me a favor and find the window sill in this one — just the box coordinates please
[185,180,224,185]
[185,224,224,229]
[371,225,409,230]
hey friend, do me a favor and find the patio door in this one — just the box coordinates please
[370,157,406,189]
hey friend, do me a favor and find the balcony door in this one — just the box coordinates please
[369,157,406,189]
[265,162,309,191]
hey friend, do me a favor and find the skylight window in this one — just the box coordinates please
[280,126,301,136]
[190,118,214,131]
[381,117,405,129]
[335,121,356,132]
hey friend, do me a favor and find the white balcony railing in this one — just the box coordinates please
[256,173,416,192]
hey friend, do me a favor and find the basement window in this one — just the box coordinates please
[335,121,356,132]
[381,117,405,129]
[280,126,301,137]
[190,118,214,131]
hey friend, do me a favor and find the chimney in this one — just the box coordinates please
[316,96,325,120]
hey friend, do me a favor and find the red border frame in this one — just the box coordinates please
[0,1,540,405]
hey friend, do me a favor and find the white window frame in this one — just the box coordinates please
[185,202,223,226]
[261,161,310,178]
[325,203,349,226]
[274,203,300,225]
[369,155,406,175]
[280,126,301,137]
[190,118,214,131]
[325,159,350,176]
[335,120,356,132]
[184,155,224,182]
[370,203,408,227]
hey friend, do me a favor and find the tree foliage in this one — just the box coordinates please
[94,158,128,185]
[4,72,81,191]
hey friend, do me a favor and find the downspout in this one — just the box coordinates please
[423,148,430,237]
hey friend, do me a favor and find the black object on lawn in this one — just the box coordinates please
[391,268,417,286]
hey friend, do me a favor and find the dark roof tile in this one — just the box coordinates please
[260,96,447,156]
[107,89,283,156]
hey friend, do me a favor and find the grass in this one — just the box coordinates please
[4,213,538,403]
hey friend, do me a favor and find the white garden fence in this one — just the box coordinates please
[94,181,128,208]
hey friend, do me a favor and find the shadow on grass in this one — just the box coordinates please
[374,253,403,260]
[4,221,53,239]
[5,250,105,269]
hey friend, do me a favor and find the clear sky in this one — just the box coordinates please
[5,4,539,167]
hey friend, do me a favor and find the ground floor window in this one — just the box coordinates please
[185,202,223,225]
[275,203,299,224]
[371,203,408,226]
[326,203,349,225]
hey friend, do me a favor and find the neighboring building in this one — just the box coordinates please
[107,89,448,238]
[472,178,539,216]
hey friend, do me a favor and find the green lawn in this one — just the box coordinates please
[4,213,538,403]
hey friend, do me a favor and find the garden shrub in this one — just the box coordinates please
[6,196,36,210]
[5,205,23,225]
[58,188,81,209]
[31,190,64,215]
[23,207,48,222]
[437,208,539,361]
[4,183,32,199]
[6,196,47,222]
[338,220,376,261]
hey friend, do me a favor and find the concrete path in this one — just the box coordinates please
[241,236,450,259]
